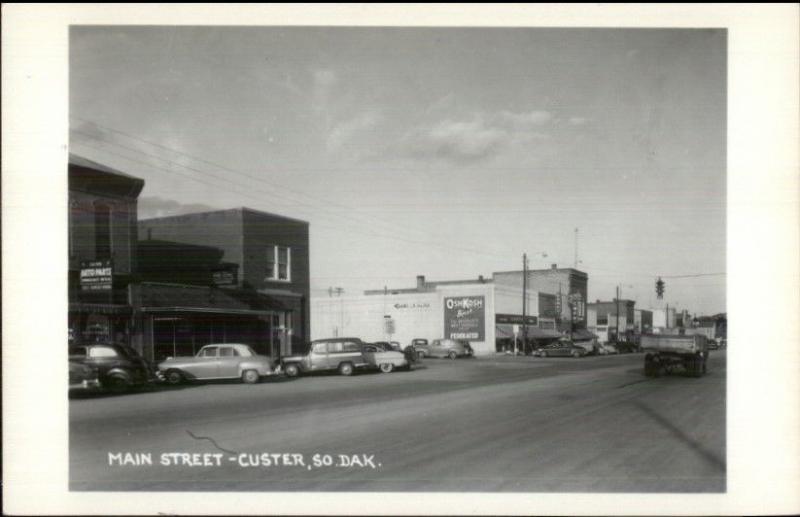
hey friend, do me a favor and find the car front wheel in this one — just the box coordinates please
[379,363,394,373]
[284,363,300,378]
[338,362,354,376]
[165,370,184,385]
[241,369,260,384]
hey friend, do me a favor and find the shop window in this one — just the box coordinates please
[94,203,112,259]
[265,245,291,282]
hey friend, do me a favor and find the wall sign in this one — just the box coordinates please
[444,296,485,340]
[495,313,538,325]
[80,260,113,291]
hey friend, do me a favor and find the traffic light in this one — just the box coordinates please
[656,277,665,299]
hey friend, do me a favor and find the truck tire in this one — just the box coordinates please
[284,363,300,378]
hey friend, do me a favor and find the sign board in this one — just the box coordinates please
[495,313,538,325]
[80,260,112,291]
[212,269,237,287]
[444,296,485,340]
[384,317,396,335]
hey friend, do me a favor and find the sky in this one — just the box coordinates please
[69,26,727,315]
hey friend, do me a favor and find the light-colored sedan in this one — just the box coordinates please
[362,343,410,373]
[158,344,275,385]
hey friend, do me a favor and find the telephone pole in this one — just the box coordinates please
[521,253,528,355]
[615,285,620,343]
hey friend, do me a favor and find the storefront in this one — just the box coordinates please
[131,282,294,362]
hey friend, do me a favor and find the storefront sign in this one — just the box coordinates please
[393,302,431,310]
[495,313,538,325]
[444,296,485,340]
[80,260,113,291]
[212,269,237,287]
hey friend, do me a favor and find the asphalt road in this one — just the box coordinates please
[70,350,726,492]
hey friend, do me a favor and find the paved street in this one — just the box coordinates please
[70,350,725,492]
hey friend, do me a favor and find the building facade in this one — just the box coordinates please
[586,299,636,343]
[313,275,557,356]
[138,208,311,359]
[68,154,144,345]
[493,265,588,332]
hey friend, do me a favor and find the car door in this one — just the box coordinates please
[216,346,241,378]
[190,346,220,378]
[308,342,329,371]
[429,339,444,357]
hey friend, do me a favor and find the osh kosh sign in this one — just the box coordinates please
[443,296,485,340]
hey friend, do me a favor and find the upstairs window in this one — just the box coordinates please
[265,245,291,282]
[94,203,112,259]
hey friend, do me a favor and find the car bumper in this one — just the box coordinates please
[69,378,101,391]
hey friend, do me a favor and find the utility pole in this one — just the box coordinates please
[521,253,528,355]
[616,285,620,343]
[574,227,578,268]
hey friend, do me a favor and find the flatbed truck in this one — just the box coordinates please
[640,333,709,378]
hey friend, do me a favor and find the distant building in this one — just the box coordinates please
[634,309,653,334]
[493,265,588,332]
[68,154,144,345]
[313,274,558,356]
[586,299,636,343]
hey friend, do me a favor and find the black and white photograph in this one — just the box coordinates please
[3,4,799,516]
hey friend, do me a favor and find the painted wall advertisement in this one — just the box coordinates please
[444,296,485,340]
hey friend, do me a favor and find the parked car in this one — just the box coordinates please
[597,343,619,355]
[69,343,156,391]
[533,339,588,358]
[411,338,430,358]
[361,343,409,373]
[68,360,101,392]
[611,341,639,354]
[373,341,401,352]
[279,337,370,377]
[421,339,474,359]
[158,343,275,385]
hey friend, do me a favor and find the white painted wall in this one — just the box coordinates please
[311,282,497,355]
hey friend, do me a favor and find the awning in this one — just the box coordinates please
[495,324,561,339]
[69,302,132,315]
[572,328,598,341]
[136,282,287,314]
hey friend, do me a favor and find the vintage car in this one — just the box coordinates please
[533,339,588,358]
[373,341,401,352]
[69,360,101,392]
[69,343,156,391]
[361,343,410,373]
[597,342,619,355]
[157,343,275,384]
[419,339,474,359]
[279,337,371,377]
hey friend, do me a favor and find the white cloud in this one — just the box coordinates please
[568,117,589,126]
[327,111,383,153]
[396,108,554,164]
[138,196,218,219]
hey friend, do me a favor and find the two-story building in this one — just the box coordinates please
[493,265,588,332]
[587,299,636,343]
[68,154,144,345]
[137,208,310,360]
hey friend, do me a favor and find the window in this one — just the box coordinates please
[94,203,112,259]
[220,347,239,357]
[597,315,608,325]
[69,347,87,359]
[343,342,361,353]
[312,343,327,354]
[265,245,291,282]
[200,347,218,357]
[327,342,344,353]
[89,346,118,358]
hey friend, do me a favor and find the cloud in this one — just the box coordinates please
[396,109,553,165]
[138,196,218,219]
[568,116,589,126]
[312,68,338,113]
[327,110,383,153]
[500,110,552,127]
